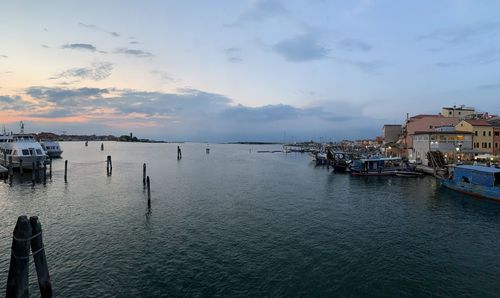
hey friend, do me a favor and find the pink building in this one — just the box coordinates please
[402,114,460,158]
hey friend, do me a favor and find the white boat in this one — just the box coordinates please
[0,122,48,169]
[40,140,63,158]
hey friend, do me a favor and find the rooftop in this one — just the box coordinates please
[413,131,472,135]
[443,106,475,111]
[463,119,491,126]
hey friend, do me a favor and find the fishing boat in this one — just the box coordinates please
[330,151,349,173]
[350,157,405,176]
[0,122,48,169]
[438,165,500,201]
[40,140,63,158]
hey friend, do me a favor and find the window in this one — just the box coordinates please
[496,142,499,148]
[495,131,499,136]
[489,143,491,148]
[483,131,486,136]
[489,131,492,137]
[458,111,461,115]
[475,131,478,136]
[449,111,452,115]
[462,176,470,183]
[22,149,29,155]
[36,149,42,155]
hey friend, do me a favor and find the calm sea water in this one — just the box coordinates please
[0,142,499,297]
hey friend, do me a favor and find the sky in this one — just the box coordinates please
[0,0,499,142]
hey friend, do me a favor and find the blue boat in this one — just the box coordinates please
[439,165,500,201]
[350,157,403,176]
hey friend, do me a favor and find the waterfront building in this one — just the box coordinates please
[382,125,402,144]
[412,129,473,164]
[488,117,500,155]
[455,120,494,154]
[441,105,475,119]
[402,114,460,159]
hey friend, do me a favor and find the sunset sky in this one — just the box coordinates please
[1,0,499,141]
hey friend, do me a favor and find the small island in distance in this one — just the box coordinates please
[36,132,170,143]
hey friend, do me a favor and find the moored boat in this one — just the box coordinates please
[350,157,405,176]
[40,140,63,158]
[0,122,48,169]
[438,165,500,201]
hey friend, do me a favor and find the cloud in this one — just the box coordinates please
[151,70,175,82]
[78,22,119,37]
[40,44,49,48]
[273,34,330,62]
[227,0,287,27]
[61,43,105,53]
[224,47,243,63]
[2,85,384,141]
[469,48,500,64]
[418,21,500,44]
[114,48,153,58]
[334,58,385,73]
[478,82,500,90]
[50,62,113,82]
[435,62,461,68]
[0,54,7,58]
[338,38,372,52]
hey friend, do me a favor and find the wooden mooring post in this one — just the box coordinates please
[29,216,52,297]
[6,216,32,298]
[106,155,112,176]
[49,158,52,180]
[147,176,151,208]
[19,159,23,176]
[8,156,13,185]
[31,162,36,186]
[101,143,104,151]
[35,159,41,181]
[143,163,146,186]
[64,160,68,183]
[43,163,47,185]
[6,216,52,298]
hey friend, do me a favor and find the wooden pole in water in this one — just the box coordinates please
[8,156,13,185]
[6,215,32,298]
[35,159,40,181]
[3,151,6,167]
[19,159,23,176]
[64,160,68,182]
[32,162,36,186]
[147,176,151,208]
[101,143,104,151]
[49,158,52,180]
[143,163,146,186]
[29,216,52,298]
[106,155,112,176]
[43,163,47,185]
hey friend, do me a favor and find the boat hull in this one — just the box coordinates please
[46,150,63,158]
[439,179,500,201]
[350,170,396,176]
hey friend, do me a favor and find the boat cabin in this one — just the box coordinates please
[452,165,500,188]
[352,157,402,173]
